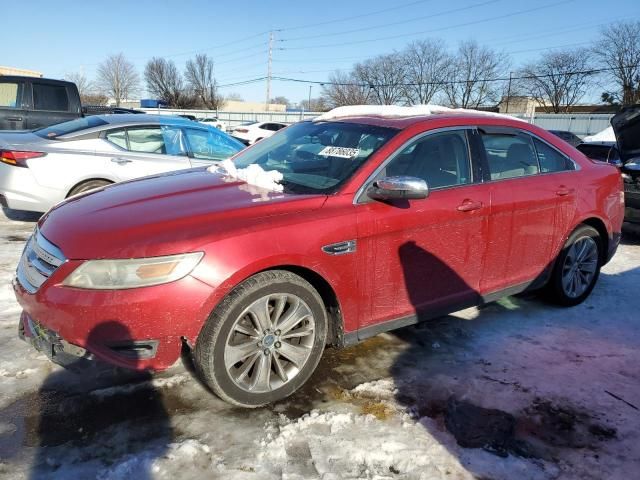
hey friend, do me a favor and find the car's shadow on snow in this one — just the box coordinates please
[382,241,634,476]
[26,321,171,480]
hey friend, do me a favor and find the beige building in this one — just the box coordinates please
[0,66,43,77]
[223,100,286,113]
[498,96,538,116]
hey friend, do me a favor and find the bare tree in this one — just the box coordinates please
[96,53,139,107]
[64,72,108,105]
[144,57,185,107]
[185,54,224,109]
[271,96,291,107]
[321,70,371,107]
[444,41,509,108]
[592,21,640,106]
[300,97,329,112]
[401,39,452,105]
[519,49,594,113]
[354,54,406,105]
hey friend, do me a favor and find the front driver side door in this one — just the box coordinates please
[356,128,490,329]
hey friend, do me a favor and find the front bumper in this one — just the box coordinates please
[13,269,215,371]
[19,311,92,370]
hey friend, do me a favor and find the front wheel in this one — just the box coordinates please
[547,225,602,306]
[194,270,327,407]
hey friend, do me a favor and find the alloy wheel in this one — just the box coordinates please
[561,236,599,298]
[224,293,315,393]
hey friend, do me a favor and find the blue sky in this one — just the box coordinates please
[3,0,638,104]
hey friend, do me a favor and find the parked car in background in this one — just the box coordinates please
[548,130,582,147]
[0,114,244,212]
[0,76,81,130]
[178,114,198,121]
[576,141,619,164]
[83,105,145,116]
[610,105,640,224]
[198,117,227,131]
[230,121,288,145]
[14,106,623,408]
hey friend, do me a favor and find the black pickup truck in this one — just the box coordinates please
[0,75,82,130]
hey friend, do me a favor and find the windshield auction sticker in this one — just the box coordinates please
[318,146,360,158]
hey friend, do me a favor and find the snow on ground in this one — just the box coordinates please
[1,206,639,479]
[583,126,615,143]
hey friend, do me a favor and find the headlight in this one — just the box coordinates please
[62,252,204,290]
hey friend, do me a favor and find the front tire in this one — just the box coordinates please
[194,270,327,407]
[548,225,602,306]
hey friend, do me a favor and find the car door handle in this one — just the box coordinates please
[7,116,23,121]
[111,157,132,165]
[556,186,574,196]
[457,200,483,212]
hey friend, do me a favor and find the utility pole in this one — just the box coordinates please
[308,85,312,113]
[266,31,274,111]
[505,72,513,114]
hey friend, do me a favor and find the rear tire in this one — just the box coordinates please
[68,179,112,197]
[547,225,602,306]
[194,270,327,407]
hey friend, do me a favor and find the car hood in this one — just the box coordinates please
[39,168,327,259]
[611,106,640,162]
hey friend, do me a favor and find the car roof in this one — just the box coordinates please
[323,112,526,130]
[96,114,198,126]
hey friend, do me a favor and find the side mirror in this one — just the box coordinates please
[368,176,429,201]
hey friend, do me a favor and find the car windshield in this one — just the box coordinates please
[230,121,397,194]
[35,116,108,139]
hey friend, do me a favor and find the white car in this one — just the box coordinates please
[198,117,227,131]
[0,114,244,213]
[230,121,288,145]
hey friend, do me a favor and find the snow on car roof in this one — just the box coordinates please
[313,104,526,123]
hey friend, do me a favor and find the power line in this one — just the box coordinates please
[264,65,625,88]
[277,0,434,33]
[281,0,502,42]
[280,0,575,50]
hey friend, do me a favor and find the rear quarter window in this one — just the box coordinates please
[0,82,23,108]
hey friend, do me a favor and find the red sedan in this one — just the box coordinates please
[13,107,624,407]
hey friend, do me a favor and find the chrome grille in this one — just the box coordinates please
[16,229,66,294]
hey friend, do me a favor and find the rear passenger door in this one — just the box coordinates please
[103,126,192,181]
[26,82,77,129]
[476,128,576,293]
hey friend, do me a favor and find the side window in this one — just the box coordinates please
[533,138,575,172]
[33,84,69,111]
[480,132,539,180]
[185,128,240,161]
[384,130,472,189]
[122,126,186,156]
[0,82,23,108]
[273,123,286,131]
[106,129,127,149]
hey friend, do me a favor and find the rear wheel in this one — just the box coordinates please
[194,270,327,407]
[548,225,602,306]
[68,179,112,197]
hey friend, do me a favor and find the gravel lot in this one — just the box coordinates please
[0,206,639,480]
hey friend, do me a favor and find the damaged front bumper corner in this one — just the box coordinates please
[18,311,92,370]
